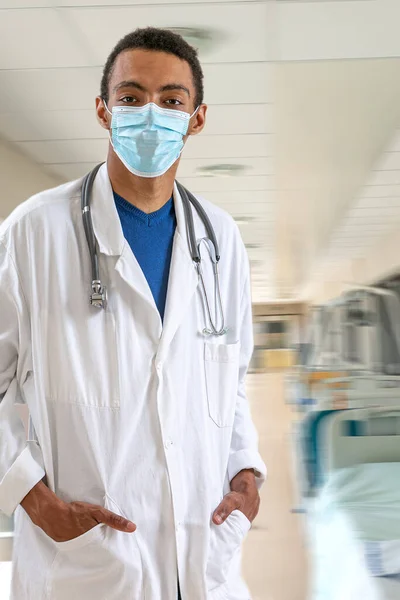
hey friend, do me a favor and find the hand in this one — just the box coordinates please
[212,469,260,526]
[21,481,136,542]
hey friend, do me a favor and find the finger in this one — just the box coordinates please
[94,508,136,532]
[212,493,240,525]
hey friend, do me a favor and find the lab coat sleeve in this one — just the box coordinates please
[0,240,45,516]
[227,260,267,490]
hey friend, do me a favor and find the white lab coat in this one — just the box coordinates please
[0,164,266,600]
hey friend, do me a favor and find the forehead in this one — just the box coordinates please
[109,48,195,91]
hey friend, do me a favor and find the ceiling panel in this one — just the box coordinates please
[340,221,395,232]
[0,112,43,142]
[67,3,271,65]
[178,157,273,178]
[204,104,273,135]
[184,134,274,159]
[240,228,275,248]
[334,231,387,241]
[0,9,93,69]
[374,152,400,172]
[360,185,400,198]
[0,109,103,141]
[278,0,400,61]
[347,206,400,218]
[203,63,275,105]
[387,130,400,152]
[15,139,109,164]
[196,190,275,211]
[354,195,400,207]
[0,0,260,5]
[345,214,398,224]
[367,170,400,186]
[46,162,98,181]
[0,68,101,113]
[177,175,275,193]
[0,0,52,5]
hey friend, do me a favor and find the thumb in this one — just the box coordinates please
[212,492,239,526]
[95,508,136,533]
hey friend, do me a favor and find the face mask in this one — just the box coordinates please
[105,102,198,178]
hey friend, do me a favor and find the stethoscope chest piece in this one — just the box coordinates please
[90,280,107,309]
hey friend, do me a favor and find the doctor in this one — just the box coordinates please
[0,27,266,600]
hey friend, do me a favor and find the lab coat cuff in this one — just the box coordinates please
[228,449,267,490]
[0,444,45,516]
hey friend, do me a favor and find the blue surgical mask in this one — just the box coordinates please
[105,102,198,178]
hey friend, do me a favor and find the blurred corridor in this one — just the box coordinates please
[242,374,309,600]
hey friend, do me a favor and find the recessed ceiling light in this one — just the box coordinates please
[164,27,226,55]
[197,164,248,178]
[234,216,254,225]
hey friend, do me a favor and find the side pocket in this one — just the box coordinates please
[204,342,240,428]
[206,509,251,592]
[47,495,144,600]
[52,523,105,553]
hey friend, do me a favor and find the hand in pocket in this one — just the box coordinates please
[22,482,136,542]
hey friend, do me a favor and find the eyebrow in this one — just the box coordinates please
[113,80,191,97]
[159,83,191,97]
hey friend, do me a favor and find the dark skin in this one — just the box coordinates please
[96,49,206,214]
[21,48,259,541]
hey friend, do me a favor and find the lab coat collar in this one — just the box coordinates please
[157,182,199,359]
[91,163,125,257]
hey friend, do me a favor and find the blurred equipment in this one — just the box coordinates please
[286,285,400,600]
[250,303,304,372]
[311,408,400,600]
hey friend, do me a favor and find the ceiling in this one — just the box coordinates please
[2,0,400,303]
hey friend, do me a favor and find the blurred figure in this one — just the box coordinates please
[0,28,266,600]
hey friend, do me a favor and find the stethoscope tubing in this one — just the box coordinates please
[81,164,227,336]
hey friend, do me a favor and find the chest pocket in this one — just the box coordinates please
[42,307,120,409]
[204,342,240,428]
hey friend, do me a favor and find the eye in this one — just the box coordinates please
[165,99,183,106]
[120,96,138,104]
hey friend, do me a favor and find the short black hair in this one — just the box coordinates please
[100,27,204,108]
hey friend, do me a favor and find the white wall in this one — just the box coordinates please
[0,140,62,219]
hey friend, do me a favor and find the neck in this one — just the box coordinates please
[107,149,177,214]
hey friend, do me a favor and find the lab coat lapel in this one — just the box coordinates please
[91,163,159,316]
[158,183,199,358]
[115,245,159,315]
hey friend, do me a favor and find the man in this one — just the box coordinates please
[0,28,266,600]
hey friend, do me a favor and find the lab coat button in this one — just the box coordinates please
[165,439,173,450]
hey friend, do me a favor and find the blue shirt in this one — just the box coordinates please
[113,192,177,321]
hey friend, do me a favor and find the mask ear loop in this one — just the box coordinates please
[180,106,201,160]
[190,105,200,119]
[102,99,115,150]
[103,99,112,116]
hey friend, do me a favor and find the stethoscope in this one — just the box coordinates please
[81,163,227,337]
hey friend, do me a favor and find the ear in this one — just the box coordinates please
[187,104,207,137]
[96,97,111,131]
